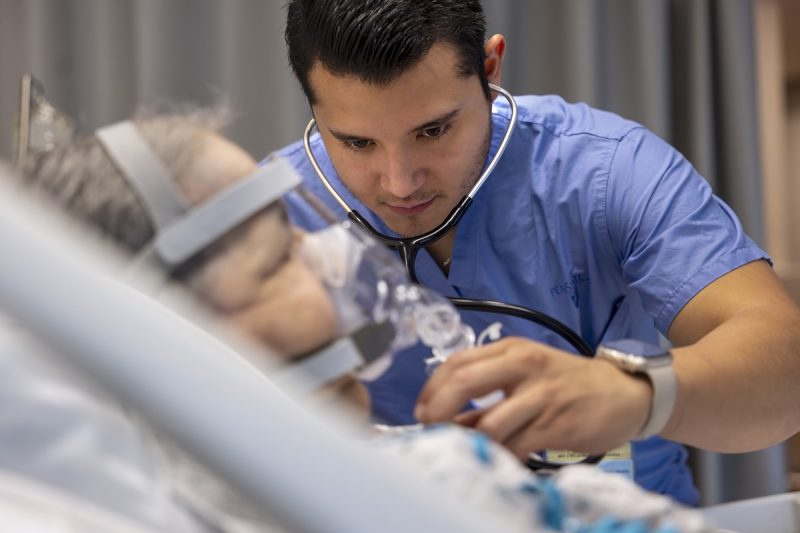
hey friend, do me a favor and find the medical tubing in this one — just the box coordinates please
[448,298,594,357]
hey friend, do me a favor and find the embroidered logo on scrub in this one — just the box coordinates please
[549,273,589,308]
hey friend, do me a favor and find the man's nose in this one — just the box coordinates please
[380,150,424,199]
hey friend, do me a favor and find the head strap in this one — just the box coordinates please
[96,120,301,268]
[96,121,187,230]
[155,158,301,266]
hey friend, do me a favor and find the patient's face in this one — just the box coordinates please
[183,134,338,357]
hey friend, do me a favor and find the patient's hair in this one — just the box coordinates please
[21,110,226,254]
[285,0,488,104]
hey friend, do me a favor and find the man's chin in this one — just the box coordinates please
[385,219,440,238]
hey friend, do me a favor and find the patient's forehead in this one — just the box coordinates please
[179,133,257,205]
[179,132,294,283]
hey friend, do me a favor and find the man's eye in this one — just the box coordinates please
[344,138,372,150]
[420,124,450,139]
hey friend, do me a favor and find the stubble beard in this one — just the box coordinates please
[392,119,492,238]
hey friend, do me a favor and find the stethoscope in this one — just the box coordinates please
[303,83,602,469]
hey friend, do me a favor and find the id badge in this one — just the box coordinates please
[543,443,634,480]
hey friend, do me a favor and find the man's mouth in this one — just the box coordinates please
[385,197,436,217]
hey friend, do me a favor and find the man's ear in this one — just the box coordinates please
[484,34,506,90]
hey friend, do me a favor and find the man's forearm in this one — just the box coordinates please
[664,303,800,451]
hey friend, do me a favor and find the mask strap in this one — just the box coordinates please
[271,321,395,395]
[96,121,188,230]
[97,119,302,269]
[154,158,301,267]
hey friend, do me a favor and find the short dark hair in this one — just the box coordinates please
[285,0,489,104]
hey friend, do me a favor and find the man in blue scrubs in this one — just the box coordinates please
[273,0,800,505]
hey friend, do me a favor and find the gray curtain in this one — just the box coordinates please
[486,0,763,243]
[0,0,308,159]
[0,0,781,506]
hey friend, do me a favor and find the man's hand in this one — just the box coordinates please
[414,337,653,458]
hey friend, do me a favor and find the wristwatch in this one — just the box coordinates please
[595,339,676,440]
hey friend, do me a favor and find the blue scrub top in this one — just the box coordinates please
[269,94,768,506]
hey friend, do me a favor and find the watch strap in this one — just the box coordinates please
[596,341,677,440]
[637,362,677,439]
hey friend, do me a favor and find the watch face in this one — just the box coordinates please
[596,339,672,372]
[602,339,669,358]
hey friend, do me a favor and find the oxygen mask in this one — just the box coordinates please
[296,222,502,380]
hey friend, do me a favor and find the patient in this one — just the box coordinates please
[3,109,373,531]
[22,109,339,360]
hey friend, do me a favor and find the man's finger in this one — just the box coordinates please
[453,407,486,427]
[474,385,547,444]
[415,356,532,422]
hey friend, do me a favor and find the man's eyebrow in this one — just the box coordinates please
[407,108,461,134]
[328,127,363,141]
[327,107,463,140]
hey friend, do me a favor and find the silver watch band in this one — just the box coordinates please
[637,363,677,439]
